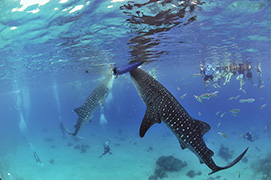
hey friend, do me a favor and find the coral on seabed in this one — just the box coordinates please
[186,170,202,178]
[156,155,187,172]
[251,153,271,180]
[149,155,188,179]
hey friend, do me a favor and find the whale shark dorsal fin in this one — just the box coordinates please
[74,106,84,116]
[139,106,161,137]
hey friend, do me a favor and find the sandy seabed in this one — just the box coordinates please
[0,126,270,180]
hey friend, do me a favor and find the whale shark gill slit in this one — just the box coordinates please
[130,67,248,175]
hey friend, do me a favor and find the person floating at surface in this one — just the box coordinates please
[203,64,215,87]
[246,61,253,85]
[236,63,246,90]
[223,63,234,85]
[200,62,205,76]
[99,141,112,158]
[111,61,146,79]
[214,63,223,86]
[255,62,264,88]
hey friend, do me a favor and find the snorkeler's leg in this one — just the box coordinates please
[223,73,229,85]
[227,72,233,83]
[240,79,245,90]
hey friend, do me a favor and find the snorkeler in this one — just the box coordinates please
[203,64,215,87]
[256,62,264,88]
[236,63,246,90]
[200,62,205,76]
[243,132,258,142]
[214,63,223,86]
[33,152,42,165]
[246,62,253,85]
[99,141,112,158]
[111,61,146,79]
[223,63,234,85]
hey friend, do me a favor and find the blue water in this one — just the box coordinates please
[0,0,270,179]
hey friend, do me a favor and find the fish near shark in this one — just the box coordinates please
[63,75,114,136]
[130,67,248,175]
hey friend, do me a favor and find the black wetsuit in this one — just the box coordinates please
[99,145,112,158]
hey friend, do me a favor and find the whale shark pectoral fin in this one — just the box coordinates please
[139,106,161,138]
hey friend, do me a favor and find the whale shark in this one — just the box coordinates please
[63,75,114,136]
[130,67,248,175]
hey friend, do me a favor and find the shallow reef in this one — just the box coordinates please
[149,155,187,179]
[204,175,226,180]
[251,153,271,180]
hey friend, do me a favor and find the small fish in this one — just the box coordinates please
[264,125,267,133]
[232,113,238,116]
[246,98,255,103]
[259,85,264,89]
[230,109,241,113]
[238,171,241,178]
[194,95,203,103]
[242,89,247,94]
[259,97,264,100]
[220,112,226,118]
[180,93,187,100]
[234,95,240,99]
[198,112,201,116]
[239,134,244,138]
[199,93,213,99]
[218,132,228,138]
[198,91,219,100]
[239,99,247,103]
[189,73,202,78]
[229,97,234,100]
[260,104,266,110]
[239,98,255,103]
[215,111,221,116]
[213,84,221,89]
[177,87,180,91]
[217,122,221,129]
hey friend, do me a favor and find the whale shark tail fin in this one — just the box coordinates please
[60,122,84,139]
[209,147,249,175]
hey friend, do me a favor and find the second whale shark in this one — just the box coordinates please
[130,67,248,175]
[63,75,114,136]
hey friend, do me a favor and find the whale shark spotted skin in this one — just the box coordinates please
[63,75,114,136]
[130,68,248,175]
